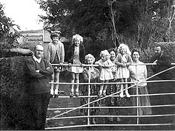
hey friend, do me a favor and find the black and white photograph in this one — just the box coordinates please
[0,0,175,130]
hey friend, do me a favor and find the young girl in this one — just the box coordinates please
[95,50,114,97]
[44,31,65,97]
[67,34,85,97]
[115,43,132,98]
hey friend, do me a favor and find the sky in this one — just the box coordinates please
[1,0,44,31]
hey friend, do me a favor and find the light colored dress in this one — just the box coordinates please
[115,54,131,79]
[96,59,114,81]
[69,46,83,73]
[129,61,152,115]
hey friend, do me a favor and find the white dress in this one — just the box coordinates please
[115,54,130,79]
[96,59,114,81]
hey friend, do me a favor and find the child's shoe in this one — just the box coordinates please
[125,90,130,98]
[50,89,54,96]
[120,92,124,98]
[75,91,80,97]
[103,90,107,96]
[70,91,74,97]
[98,90,103,97]
[55,89,58,95]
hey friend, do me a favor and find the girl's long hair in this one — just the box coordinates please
[71,34,83,45]
[118,43,131,55]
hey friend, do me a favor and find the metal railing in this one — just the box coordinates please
[46,63,175,130]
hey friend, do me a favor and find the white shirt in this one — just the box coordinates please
[129,61,147,87]
[33,55,41,63]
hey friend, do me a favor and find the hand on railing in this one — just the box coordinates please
[59,62,64,70]
[68,63,72,67]
[126,62,131,67]
[54,66,58,70]
[80,63,85,67]
[134,80,139,86]
[51,62,175,67]
[153,60,157,63]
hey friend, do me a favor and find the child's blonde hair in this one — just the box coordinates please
[72,34,83,44]
[85,54,95,63]
[118,43,131,55]
[100,50,110,59]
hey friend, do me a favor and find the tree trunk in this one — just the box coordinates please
[108,0,119,47]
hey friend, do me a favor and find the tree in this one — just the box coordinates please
[0,3,12,41]
[0,2,22,58]
[37,0,175,52]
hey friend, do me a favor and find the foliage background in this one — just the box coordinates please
[1,0,175,130]
[37,0,175,59]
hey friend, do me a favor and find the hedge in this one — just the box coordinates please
[0,56,32,130]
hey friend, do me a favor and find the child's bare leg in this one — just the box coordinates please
[124,78,130,97]
[50,73,54,96]
[103,80,108,96]
[54,71,60,95]
[75,74,80,96]
[99,82,104,97]
[70,73,75,97]
[120,79,124,98]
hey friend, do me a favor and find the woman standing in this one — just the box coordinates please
[129,48,152,116]
[82,54,100,124]
[108,48,117,77]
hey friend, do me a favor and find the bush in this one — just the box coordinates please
[0,56,31,130]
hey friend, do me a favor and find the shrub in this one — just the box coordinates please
[0,56,31,129]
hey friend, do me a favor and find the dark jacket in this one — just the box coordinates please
[151,53,172,79]
[66,43,85,64]
[25,56,54,94]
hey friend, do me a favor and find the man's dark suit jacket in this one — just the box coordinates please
[151,53,172,80]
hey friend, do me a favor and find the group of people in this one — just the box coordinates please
[82,44,152,117]
[25,30,173,129]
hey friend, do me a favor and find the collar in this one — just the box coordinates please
[33,55,41,63]
[160,52,163,57]
[52,40,61,45]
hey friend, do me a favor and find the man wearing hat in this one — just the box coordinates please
[44,31,65,97]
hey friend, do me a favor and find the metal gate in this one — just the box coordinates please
[46,63,175,130]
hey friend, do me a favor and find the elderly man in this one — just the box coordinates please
[151,45,172,80]
[25,44,53,130]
